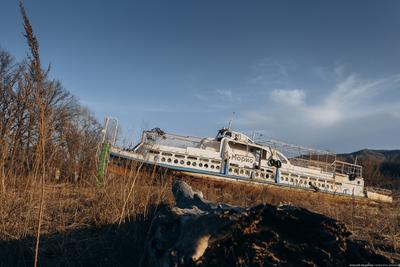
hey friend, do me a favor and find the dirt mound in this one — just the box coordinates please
[145,181,392,266]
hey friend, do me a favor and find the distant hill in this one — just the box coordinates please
[338,149,400,191]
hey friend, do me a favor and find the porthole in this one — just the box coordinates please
[154,156,159,161]
[167,158,172,163]
[204,164,209,168]
[174,159,178,164]
[234,169,238,174]
[192,162,197,166]
[266,174,269,179]
[187,161,191,166]
[228,167,232,172]
[245,170,250,175]
[240,170,244,174]
[161,157,166,162]
[180,160,184,165]
[216,166,220,169]
[199,163,203,167]
[255,172,259,177]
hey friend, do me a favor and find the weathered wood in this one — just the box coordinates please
[144,180,392,266]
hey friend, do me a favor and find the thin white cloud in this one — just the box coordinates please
[270,89,305,107]
[190,58,399,151]
[334,62,345,79]
[314,63,345,81]
[194,89,239,105]
[236,70,400,151]
[314,67,330,81]
[194,92,207,101]
[216,89,233,101]
[264,74,400,127]
[248,58,293,87]
[304,74,400,126]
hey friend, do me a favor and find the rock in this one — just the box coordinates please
[144,181,392,267]
[172,180,241,212]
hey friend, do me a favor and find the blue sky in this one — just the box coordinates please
[1,0,400,152]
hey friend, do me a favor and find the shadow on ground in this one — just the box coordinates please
[0,206,159,267]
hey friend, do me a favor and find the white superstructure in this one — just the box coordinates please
[109,128,365,197]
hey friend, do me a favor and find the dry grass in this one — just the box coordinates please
[1,166,171,239]
[0,163,399,265]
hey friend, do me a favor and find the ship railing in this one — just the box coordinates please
[144,130,204,143]
[254,136,337,170]
[289,157,336,173]
[254,136,335,157]
[143,131,204,149]
[331,160,362,178]
[254,136,365,178]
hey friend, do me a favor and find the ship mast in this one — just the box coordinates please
[227,112,235,130]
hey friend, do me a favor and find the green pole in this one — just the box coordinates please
[97,143,110,186]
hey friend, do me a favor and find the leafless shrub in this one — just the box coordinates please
[0,6,101,187]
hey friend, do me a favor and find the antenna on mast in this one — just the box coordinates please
[227,112,235,130]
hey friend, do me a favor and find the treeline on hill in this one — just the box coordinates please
[339,149,400,191]
[0,5,101,191]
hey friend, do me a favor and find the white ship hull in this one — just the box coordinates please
[108,128,367,198]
